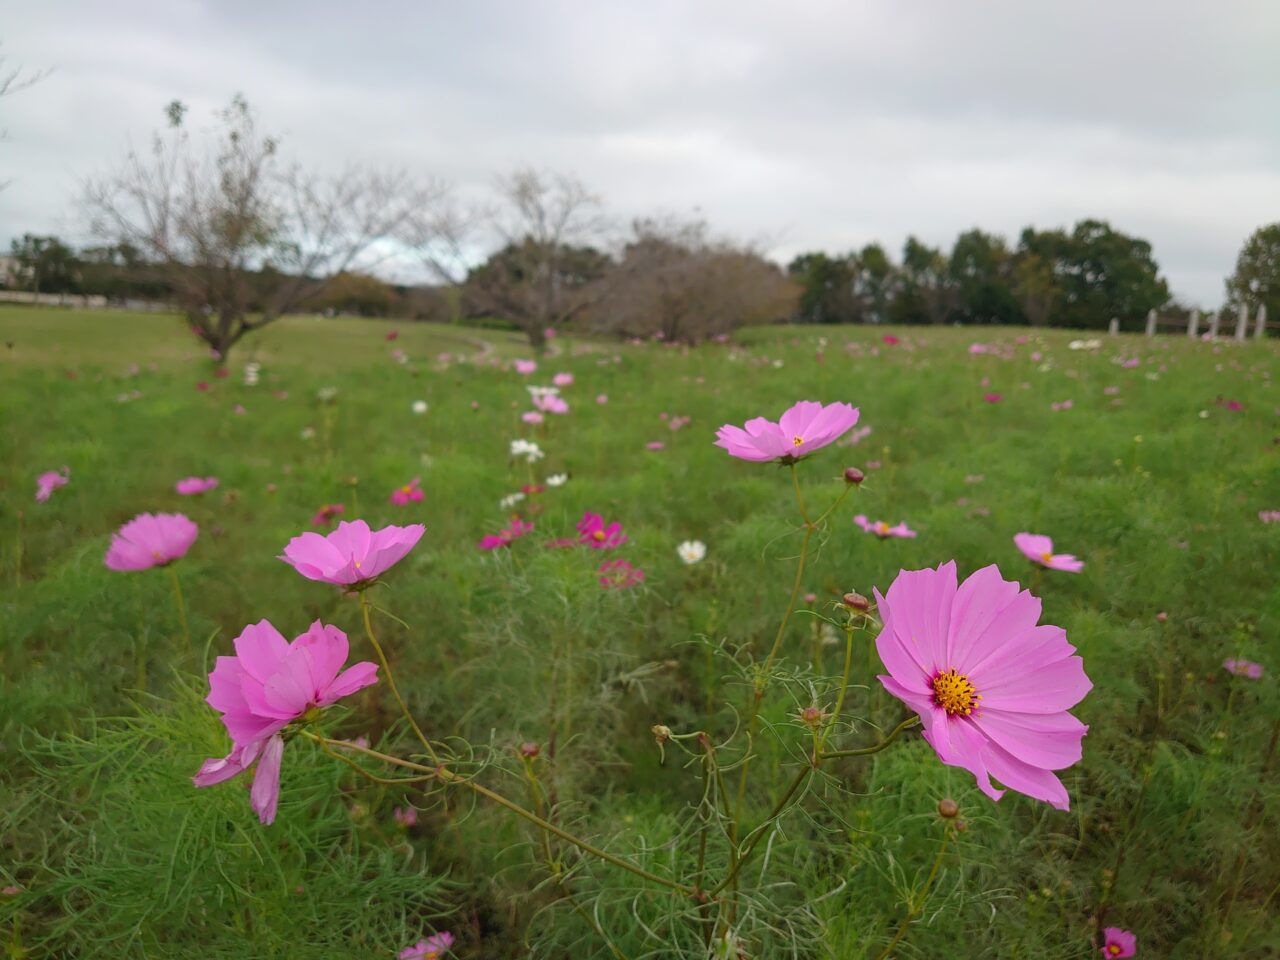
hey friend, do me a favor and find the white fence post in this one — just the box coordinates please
[1235,303,1248,341]
[1255,304,1268,340]
[1108,317,1120,336]
[1145,309,1157,336]
[1208,311,1221,338]
[1188,309,1199,337]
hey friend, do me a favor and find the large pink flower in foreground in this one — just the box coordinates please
[875,561,1091,810]
[35,467,70,503]
[854,515,917,539]
[1014,532,1084,573]
[104,513,199,571]
[280,519,424,586]
[714,400,859,463]
[193,620,378,824]
[1100,927,1137,958]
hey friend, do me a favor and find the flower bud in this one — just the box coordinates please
[799,705,824,727]
[518,741,540,759]
[651,724,672,744]
[842,591,869,611]
[936,797,960,819]
[843,467,865,485]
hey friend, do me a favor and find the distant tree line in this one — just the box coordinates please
[4,92,1278,357]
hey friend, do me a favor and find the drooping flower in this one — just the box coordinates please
[875,561,1092,810]
[399,931,455,960]
[577,512,628,549]
[514,359,537,375]
[311,503,345,528]
[854,515,917,539]
[714,401,860,463]
[389,478,424,506]
[1224,658,1264,679]
[35,467,69,503]
[193,620,378,824]
[280,519,424,587]
[677,540,707,565]
[105,513,199,571]
[598,558,645,589]
[1014,532,1084,573]
[1100,927,1137,958]
[175,476,219,495]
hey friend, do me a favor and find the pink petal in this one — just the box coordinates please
[292,621,348,693]
[250,735,286,824]
[233,620,291,684]
[970,709,1086,770]
[980,738,1071,810]
[321,661,379,703]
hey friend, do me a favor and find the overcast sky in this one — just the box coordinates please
[2,1,1277,306]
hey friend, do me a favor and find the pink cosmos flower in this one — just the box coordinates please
[385,330,399,341]
[1100,927,1136,958]
[838,425,873,447]
[195,381,210,392]
[882,334,899,345]
[1014,532,1084,573]
[389,478,424,506]
[193,620,378,824]
[176,476,219,495]
[876,561,1091,810]
[477,517,535,550]
[514,359,537,375]
[553,372,574,387]
[969,343,989,355]
[1103,386,1120,395]
[1121,358,1139,369]
[533,394,569,415]
[984,392,1003,403]
[399,932,455,960]
[394,806,418,827]
[105,513,199,571]
[646,441,666,450]
[311,503,344,528]
[854,515,917,539]
[521,411,544,425]
[1050,400,1074,412]
[35,467,69,503]
[598,558,645,589]
[1259,510,1280,524]
[577,512,628,549]
[1223,658,1263,679]
[715,400,860,463]
[280,519,425,587]
[668,415,691,431]
[596,394,608,404]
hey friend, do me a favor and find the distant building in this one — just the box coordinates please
[0,254,19,289]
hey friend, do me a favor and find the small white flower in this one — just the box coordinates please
[676,540,707,565]
[316,386,339,403]
[545,473,568,487]
[772,359,784,368]
[510,439,545,463]
[820,623,841,647]
[526,385,560,399]
[499,492,526,509]
[411,400,429,415]
[300,426,317,440]
[1199,409,1209,419]
[243,361,261,386]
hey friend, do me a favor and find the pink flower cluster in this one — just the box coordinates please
[1259,510,1280,524]
[478,517,535,550]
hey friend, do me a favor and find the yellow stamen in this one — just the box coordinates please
[592,530,606,541]
[1040,551,1054,564]
[933,668,980,716]
[792,435,804,447]
[875,522,889,535]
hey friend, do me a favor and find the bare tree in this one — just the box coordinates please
[1,42,49,190]
[83,95,448,359]
[426,167,608,350]
[596,215,798,343]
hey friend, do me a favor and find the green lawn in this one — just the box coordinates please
[2,306,1277,958]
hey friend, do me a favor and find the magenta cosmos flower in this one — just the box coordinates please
[175,476,219,495]
[280,519,424,587]
[714,400,859,463]
[399,932,455,960]
[513,359,537,375]
[1223,658,1263,679]
[105,513,199,571]
[875,561,1092,810]
[193,620,378,824]
[599,558,644,589]
[1014,532,1084,573]
[389,478,424,506]
[1100,927,1136,958]
[577,512,628,549]
[35,467,70,503]
[478,517,534,550]
[854,515,917,539]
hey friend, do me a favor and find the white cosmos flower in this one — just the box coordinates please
[510,439,545,463]
[411,400,428,415]
[676,540,707,565]
[499,492,526,509]
[545,473,568,487]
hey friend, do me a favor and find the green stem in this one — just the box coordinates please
[358,592,439,764]
[818,624,857,754]
[167,565,190,650]
[310,734,691,896]
[820,715,920,760]
[874,828,953,960]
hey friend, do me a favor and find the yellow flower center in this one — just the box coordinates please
[875,522,889,535]
[1040,551,1054,564]
[592,530,607,542]
[401,485,413,494]
[1107,947,1121,958]
[354,560,362,569]
[792,435,805,447]
[933,669,980,716]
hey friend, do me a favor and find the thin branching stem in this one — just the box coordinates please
[357,591,439,764]
[167,565,190,651]
[874,828,953,960]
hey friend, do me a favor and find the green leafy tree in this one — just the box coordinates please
[892,236,953,325]
[950,229,1024,325]
[1225,223,1280,330]
[9,234,80,294]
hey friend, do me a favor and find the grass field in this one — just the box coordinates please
[2,306,1278,958]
